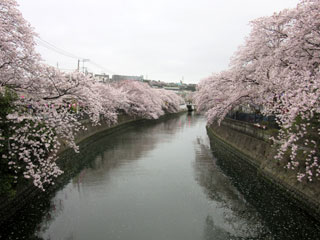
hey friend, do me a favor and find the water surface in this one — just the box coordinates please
[2,113,320,239]
[35,113,269,239]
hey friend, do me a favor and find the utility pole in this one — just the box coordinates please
[77,59,80,71]
[81,59,90,74]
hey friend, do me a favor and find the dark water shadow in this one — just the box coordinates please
[193,137,272,239]
[207,129,320,240]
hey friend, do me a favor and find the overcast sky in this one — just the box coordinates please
[17,0,299,83]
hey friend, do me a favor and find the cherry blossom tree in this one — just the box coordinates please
[195,70,257,124]
[156,88,183,114]
[0,0,41,90]
[0,0,49,192]
[114,80,184,119]
[0,0,184,192]
[195,0,320,182]
[0,0,119,191]
[184,91,195,104]
[114,80,165,119]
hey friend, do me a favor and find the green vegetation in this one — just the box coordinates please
[0,88,19,198]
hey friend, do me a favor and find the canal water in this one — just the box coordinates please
[2,113,320,239]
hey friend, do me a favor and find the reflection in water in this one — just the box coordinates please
[204,216,231,240]
[34,114,200,240]
[193,137,270,239]
[1,113,320,240]
[34,116,189,239]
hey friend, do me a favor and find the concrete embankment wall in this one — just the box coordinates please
[0,111,186,224]
[0,114,139,224]
[207,118,320,221]
[57,114,140,154]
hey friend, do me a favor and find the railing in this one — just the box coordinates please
[227,111,279,129]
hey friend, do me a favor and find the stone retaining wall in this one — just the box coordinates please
[208,118,320,221]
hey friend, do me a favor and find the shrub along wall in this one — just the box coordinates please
[207,118,320,221]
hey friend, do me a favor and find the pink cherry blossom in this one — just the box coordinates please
[195,0,320,182]
[0,0,184,190]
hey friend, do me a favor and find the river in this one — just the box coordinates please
[2,113,320,239]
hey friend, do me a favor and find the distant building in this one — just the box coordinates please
[95,74,110,83]
[149,80,165,88]
[185,84,196,92]
[164,87,180,91]
[111,75,144,81]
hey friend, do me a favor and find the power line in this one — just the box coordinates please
[35,37,82,60]
[88,61,115,74]
[35,36,116,74]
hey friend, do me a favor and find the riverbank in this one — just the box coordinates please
[0,111,186,225]
[207,118,320,221]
